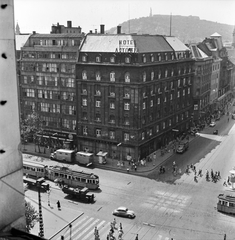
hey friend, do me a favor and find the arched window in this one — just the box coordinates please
[125,72,130,83]
[82,70,87,80]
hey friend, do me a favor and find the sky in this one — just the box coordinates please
[14,0,235,34]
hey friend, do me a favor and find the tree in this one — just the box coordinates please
[25,200,39,232]
[20,111,44,152]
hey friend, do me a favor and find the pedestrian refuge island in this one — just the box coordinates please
[229,169,235,190]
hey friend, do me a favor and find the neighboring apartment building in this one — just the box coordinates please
[19,27,84,149]
[198,33,233,111]
[188,44,213,125]
[76,26,194,160]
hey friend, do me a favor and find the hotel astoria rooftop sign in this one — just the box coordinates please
[115,39,138,53]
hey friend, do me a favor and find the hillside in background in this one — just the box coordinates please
[108,15,234,44]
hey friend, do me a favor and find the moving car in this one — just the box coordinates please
[176,141,189,153]
[209,122,216,127]
[112,206,136,219]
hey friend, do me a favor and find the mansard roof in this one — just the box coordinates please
[80,34,174,53]
[165,36,189,52]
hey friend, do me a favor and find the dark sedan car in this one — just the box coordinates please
[112,206,136,218]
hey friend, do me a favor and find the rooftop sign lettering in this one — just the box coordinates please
[115,39,138,53]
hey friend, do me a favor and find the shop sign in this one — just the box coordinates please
[115,39,138,53]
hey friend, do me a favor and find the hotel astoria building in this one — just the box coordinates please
[19,25,84,148]
[76,28,194,160]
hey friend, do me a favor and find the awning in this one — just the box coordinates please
[96,151,108,157]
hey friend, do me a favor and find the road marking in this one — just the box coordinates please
[82,220,106,240]
[75,218,99,239]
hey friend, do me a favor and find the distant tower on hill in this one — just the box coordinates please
[15,22,20,35]
[150,7,152,17]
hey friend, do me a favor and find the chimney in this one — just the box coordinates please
[95,29,97,34]
[100,24,105,34]
[67,21,72,28]
[117,26,121,34]
[90,30,93,33]
[32,31,36,34]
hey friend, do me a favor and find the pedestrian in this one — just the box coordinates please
[57,200,61,210]
[119,222,122,229]
[135,234,139,240]
[134,164,137,171]
[223,180,227,187]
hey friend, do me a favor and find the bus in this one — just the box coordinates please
[47,165,99,190]
[217,193,235,214]
[23,160,48,179]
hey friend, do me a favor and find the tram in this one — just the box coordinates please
[23,160,99,190]
[23,160,48,179]
[47,165,99,190]
[217,193,235,214]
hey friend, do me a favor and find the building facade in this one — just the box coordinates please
[19,30,84,149]
[76,29,194,160]
[188,44,213,124]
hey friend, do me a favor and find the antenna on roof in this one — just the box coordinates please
[170,13,172,36]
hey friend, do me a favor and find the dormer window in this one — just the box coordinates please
[151,54,154,62]
[142,54,146,63]
[82,55,87,62]
[110,56,115,63]
[96,55,101,62]
[165,53,168,61]
[171,53,174,60]
[158,54,161,61]
[125,57,130,63]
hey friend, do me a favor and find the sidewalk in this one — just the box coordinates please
[22,134,197,176]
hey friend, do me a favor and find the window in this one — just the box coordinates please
[171,69,174,77]
[96,100,101,107]
[177,91,180,98]
[165,53,168,61]
[109,131,115,139]
[169,119,172,126]
[163,122,165,129]
[158,54,161,61]
[149,129,152,136]
[96,129,101,137]
[38,89,43,98]
[170,94,173,100]
[95,113,101,122]
[83,126,88,135]
[183,78,186,86]
[110,71,115,82]
[151,54,154,62]
[124,102,130,110]
[82,70,87,80]
[157,98,160,104]
[82,55,87,62]
[158,71,161,79]
[171,53,174,60]
[110,102,115,109]
[125,57,130,63]
[143,102,146,109]
[96,71,101,81]
[178,79,181,87]
[142,72,146,82]
[176,115,178,123]
[188,88,190,94]
[142,132,145,140]
[124,133,129,141]
[165,70,168,78]
[125,72,130,83]
[23,76,28,84]
[110,56,115,63]
[183,89,185,96]
[171,82,174,89]
[109,115,115,123]
[143,55,146,63]
[156,125,159,133]
[150,100,153,107]
[96,56,101,62]
[124,116,130,125]
[151,71,154,80]
[82,112,87,120]
[82,98,87,106]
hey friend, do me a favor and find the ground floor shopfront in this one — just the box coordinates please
[77,120,190,162]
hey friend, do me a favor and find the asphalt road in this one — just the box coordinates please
[25,109,235,240]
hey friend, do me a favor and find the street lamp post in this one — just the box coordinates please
[36,178,44,238]
[117,143,122,162]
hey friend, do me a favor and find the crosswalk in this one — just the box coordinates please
[49,215,175,240]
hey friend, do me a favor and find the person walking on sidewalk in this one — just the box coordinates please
[135,234,139,240]
[57,200,61,210]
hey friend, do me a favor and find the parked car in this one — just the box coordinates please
[112,206,136,219]
[209,122,216,127]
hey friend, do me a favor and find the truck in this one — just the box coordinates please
[176,141,189,153]
[50,149,75,162]
[62,186,95,203]
[75,151,93,167]
[23,176,50,191]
